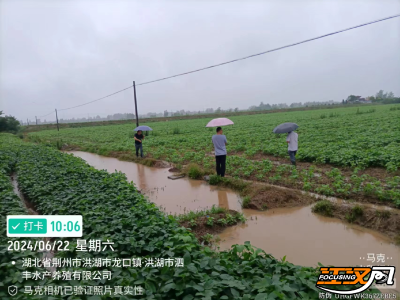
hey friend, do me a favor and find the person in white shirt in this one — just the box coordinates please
[286,131,298,166]
[212,127,228,177]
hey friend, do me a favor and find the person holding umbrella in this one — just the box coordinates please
[133,125,153,158]
[273,122,299,166]
[212,127,228,177]
[286,131,298,166]
[134,130,145,158]
[206,118,233,177]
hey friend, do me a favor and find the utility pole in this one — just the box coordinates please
[55,109,59,131]
[132,81,139,128]
[35,116,38,125]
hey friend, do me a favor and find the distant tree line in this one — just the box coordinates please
[21,92,399,125]
[31,100,340,125]
[0,111,20,133]
[343,90,399,105]
[369,90,399,104]
[248,100,338,111]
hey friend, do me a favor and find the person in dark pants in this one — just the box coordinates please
[286,131,298,166]
[134,130,145,158]
[212,127,227,177]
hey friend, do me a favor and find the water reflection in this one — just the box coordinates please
[136,163,148,191]
[218,191,229,209]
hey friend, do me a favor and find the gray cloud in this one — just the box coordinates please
[1,0,399,121]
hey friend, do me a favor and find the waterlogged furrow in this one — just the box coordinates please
[0,134,48,299]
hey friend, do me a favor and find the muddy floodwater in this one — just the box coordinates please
[219,207,399,291]
[68,151,399,292]
[68,151,242,214]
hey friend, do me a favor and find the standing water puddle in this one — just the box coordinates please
[68,151,399,292]
[67,151,242,214]
[219,207,399,291]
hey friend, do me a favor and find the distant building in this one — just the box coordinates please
[355,96,372,104]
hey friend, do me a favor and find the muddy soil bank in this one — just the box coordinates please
[244,182,400,239]
[178,210,243,244]
[206,175,325,210]
[244,184,317,210]
[312,201,400,241]
[240,180,400,240]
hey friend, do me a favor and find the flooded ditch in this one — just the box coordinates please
[11,173,38,215]
[68,151,399,292]
[68,151,242,214]
[11,174,56,270]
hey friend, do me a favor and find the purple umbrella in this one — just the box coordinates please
[205,118,234,128]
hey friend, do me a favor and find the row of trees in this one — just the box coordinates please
[56,113,136,124]
[248,100,337,111]
[375,90,395,100]
[370,90,399,104]
[165,107,241,117]
[161,100,339,117]
[32,99,345,124]
[344,90,399,104]
[20,90,399,125]
[0,111,20,133]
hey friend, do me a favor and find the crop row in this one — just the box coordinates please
[189,153,400,205]
[0,136,47,299]
[3,133,378,299]
[224,157,400,207]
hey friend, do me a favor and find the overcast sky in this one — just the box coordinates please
[1,0,399,122]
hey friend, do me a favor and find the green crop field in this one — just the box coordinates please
[28,105,400,207]
[3,133,385,299]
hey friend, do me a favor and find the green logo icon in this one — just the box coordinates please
[8,218,47,234]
